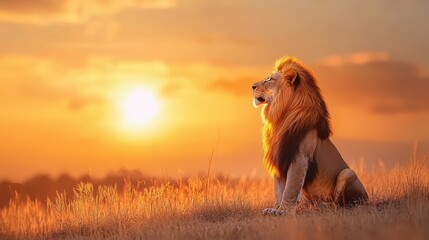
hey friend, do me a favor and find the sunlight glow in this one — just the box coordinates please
[120,88,160,129]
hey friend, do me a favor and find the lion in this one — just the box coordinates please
[252,56,368,216]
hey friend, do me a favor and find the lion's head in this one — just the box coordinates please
[252,56,331,177]
[252,57,314,123]
[252,71,282,107]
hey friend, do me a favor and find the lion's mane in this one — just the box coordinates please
[262,57,331,184]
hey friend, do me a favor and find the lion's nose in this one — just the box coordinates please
[252,85,257,90]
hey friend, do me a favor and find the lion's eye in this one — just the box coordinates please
[264,78,272,83]
[264,77,275,84]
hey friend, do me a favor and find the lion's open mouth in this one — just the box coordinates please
[253,96,266,107]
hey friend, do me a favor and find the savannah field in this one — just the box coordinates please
[1,151,428,240]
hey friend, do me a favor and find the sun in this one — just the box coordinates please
[119,87,160,129]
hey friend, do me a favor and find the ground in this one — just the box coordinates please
[1,156,428,240]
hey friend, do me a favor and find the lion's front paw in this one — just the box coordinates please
[262,208,287,216]
[262,208,277,215]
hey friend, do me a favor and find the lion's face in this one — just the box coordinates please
[252,71,292,107]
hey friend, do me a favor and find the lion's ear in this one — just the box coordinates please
[283,70,300,87]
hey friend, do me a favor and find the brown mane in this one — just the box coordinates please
[262,57,331,181]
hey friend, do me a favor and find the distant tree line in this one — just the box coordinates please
[0,169,152,208]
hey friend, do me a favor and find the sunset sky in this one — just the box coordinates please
[1,1,429,181]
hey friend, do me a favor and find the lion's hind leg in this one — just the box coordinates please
[334,168,369,206]
[333,169,357,205]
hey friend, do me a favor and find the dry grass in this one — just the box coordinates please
[1,156,429,240]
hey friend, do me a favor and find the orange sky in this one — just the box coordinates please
[1,1,429,181]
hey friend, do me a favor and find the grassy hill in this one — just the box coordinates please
[1,156,428,240]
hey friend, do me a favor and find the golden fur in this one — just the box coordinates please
[259,57,330,180]
[252,56,368,214]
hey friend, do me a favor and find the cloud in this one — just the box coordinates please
[197,34,257,47]
[209,77,255,97]
[0,55,107,112]
[0,0,175,24]
[0,55,206,114]
[318,52,390,67]
[161,82,182,97]
[314,55,429,114]
[68,94,105,111]
[209,53,429,114]
[0,0,64,14]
